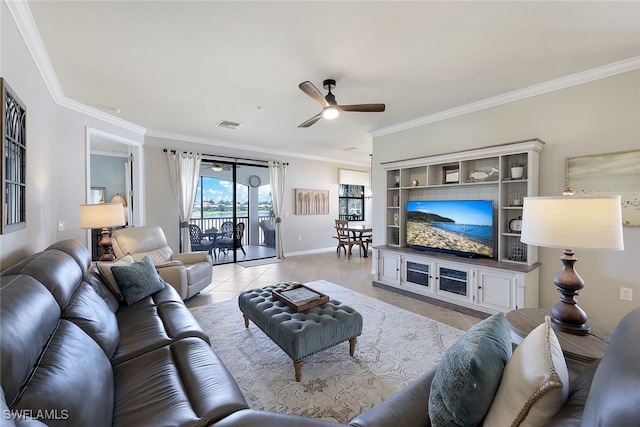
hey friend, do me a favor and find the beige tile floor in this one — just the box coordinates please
[186,251,482,332]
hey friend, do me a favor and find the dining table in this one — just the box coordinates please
[346,225,373,258]
[203,229,226,257]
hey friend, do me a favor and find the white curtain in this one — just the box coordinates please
[269,161,287,259]
[166,151,202,252]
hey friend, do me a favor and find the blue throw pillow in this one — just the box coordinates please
[429,312,512,427]
[110,256,165,305]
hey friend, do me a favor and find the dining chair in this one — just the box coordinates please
[188,224,216,256]
[217,222,246,256]
[334,219,363,256]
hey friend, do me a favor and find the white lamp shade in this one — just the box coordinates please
[80,203,126,229]
[521,196,624,251]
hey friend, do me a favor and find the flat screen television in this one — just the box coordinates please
[406,200,495,258]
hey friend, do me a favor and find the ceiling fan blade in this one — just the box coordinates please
[299,81,330,107]
[297,113,323,128]
[339,103,386,112]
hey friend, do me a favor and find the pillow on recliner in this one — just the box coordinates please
[429,312,512,427]
[111,256,165,305]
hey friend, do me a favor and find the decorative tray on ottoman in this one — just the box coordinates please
[272,283,329,312]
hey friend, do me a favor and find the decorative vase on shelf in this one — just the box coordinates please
[511,167,524,179]
[393,212,399,226]
[510,161,525,179]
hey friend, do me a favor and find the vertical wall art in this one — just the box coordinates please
[295,189,329,215]
[1,78,27,234]
[566,149,640,226]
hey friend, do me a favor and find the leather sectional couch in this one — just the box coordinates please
[1,239,638,426]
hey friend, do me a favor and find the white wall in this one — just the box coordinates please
[0,2,144,267]
[143,136,371,256]
[373,70,640,325]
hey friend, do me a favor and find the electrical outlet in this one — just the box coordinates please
[297,235,302,241]
[57,221,65,232]
[620,287,633,302]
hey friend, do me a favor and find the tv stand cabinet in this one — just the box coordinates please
[377,139,544,314]
[374,246,540,315]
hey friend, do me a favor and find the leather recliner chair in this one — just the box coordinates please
[111,225,212,300]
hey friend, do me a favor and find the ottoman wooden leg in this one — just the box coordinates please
[243,314,249,328]
[349,338,357,356]
[294,361,303,382]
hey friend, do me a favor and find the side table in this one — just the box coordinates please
[506,308,614,375]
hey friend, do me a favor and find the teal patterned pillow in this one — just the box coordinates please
[429,312,512,427]
[111,256,165,305]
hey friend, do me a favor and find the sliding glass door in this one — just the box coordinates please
[190,160,274,265]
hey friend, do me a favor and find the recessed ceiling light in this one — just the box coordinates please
[217,120,242,130]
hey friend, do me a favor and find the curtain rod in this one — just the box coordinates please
[163,148,288,166]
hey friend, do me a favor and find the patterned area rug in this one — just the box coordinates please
[189,280,463,424]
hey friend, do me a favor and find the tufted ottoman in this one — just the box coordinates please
[238,282,363,382]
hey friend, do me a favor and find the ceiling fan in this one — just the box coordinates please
[297,79,385,128]
[207,162,234,172]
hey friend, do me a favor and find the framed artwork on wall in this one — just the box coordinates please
[1,78,27,234]
[295,189,329,215]
[566,149,640,227]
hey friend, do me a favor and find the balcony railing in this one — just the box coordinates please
[189,215,274,246]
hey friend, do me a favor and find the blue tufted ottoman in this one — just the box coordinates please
[238,282,363,382]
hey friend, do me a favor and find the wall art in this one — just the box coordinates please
[295,189,329,215]
[566,149,640,226]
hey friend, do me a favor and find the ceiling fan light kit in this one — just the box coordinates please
[322,107,339,120]
[297,79,385,127]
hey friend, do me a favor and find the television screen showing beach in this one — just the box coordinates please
[406,200,494,257]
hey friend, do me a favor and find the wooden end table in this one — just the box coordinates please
[506,308,614,366]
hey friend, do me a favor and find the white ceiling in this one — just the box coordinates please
[26,1,640,165]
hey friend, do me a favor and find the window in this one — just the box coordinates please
[1,79,27,234]
[338,184,364,221]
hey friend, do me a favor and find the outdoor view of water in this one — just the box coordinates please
[430,223,493,247]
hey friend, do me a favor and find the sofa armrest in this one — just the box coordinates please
[155,260,183,268]
[172,252,212,265]
[349,369,436,427]
[156,264,188,295]
[212,409,342,427]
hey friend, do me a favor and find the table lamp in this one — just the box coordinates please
[80,202,126,261]
[520,196,624,335]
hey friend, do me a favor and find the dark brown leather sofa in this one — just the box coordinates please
[1,239,247,426]
[2,239,638,426]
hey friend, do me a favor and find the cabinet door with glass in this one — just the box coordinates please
[402,256,434,294]
[434,262,474,304]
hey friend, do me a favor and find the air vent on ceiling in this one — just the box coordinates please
[217,120,242,130]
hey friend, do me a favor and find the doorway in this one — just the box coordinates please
[191,159,275,265]
[86,127,143,258]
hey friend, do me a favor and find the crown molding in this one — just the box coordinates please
[371,56,640,138]
[10,0,637,147]
[6,0,146,136]
[146,129,369,167]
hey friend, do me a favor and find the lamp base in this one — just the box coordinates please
[550,305,590,335]
[550,249,590,336]
[98,227,115,262]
